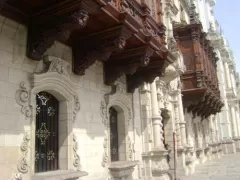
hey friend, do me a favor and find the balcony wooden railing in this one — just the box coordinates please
[172,4,223,118]
[1,0,170,92]
[105,0,165,44]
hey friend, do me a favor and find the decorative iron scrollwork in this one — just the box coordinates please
[36,123,51,145]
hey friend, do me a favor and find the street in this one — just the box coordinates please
[180,153,240,180]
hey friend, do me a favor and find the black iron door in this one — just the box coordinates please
[109,107,119,162]
[35,92,59,172]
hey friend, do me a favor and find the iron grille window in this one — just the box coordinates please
[109,107,119,162]
[35,92,59,173]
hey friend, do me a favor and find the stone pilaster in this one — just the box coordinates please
[141,80,171,180]
[224,62,232,89]
[230,104,238,138]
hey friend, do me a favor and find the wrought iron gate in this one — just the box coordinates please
[35,92,59,172]
[109,107,119,162]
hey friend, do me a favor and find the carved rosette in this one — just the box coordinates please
[16,81,32,120]
[73,133,81,171]
[73,95,80,122]
[102,135,108,167]
[15,132,30,179]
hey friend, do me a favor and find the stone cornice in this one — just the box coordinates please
[207,0,216,7]
[165,0,179,17]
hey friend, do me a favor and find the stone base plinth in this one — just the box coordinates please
[204,147,211,161]
[209,143,219,159]
[196,148,206,164]
[176,147,187,177]
[184,147,195,176]
[233,137,240,152]
[142,148,171,180]
[108,161,139,180]
[222,139,236,154]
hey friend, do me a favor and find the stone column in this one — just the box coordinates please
[174,102,182,149]
[210,116,215,143]
[234,105,240,152]
[224,62,232,89]
[230,104,238,138]
[235,106,240,137]
[178,91,187,146]
[150,80,164,148]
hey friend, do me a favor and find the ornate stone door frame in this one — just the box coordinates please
[101,81,134,167]
[15,56,83,178]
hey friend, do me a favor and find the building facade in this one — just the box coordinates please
[0,0,239,180]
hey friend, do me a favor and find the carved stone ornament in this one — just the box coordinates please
[73,95,80,122]
[100,101,108,126]
[36,56,71,76]
[15,132,30,179]
[14,173,22,180]
[34,56,81,122]
[167,37,178,52]
[103,80,133,126]
[73,133,81,171]
[102,135,108,167]
[16,81,32,120]
[152,158,169,173]
[160,63,178,83]
[128,136,134,160]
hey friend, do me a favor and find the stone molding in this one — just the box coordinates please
[32,56,80,123]
[15,56,82,176]
[16,82,32,120]
[102,134,108,168]
[73,133,81,171]
[14,132,31,180]
[142,149,170,178]
[100,79,134,167]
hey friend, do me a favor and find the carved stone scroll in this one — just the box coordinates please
[73,95,80,122]
[73,133,81,171]
[16,82,32,120]
[14,132,30,179]
[102,135,108,167]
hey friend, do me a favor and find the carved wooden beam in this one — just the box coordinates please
[104,46,154,85]
[127,67,162,92]
[27,8,89,60]
[73,25,133,75]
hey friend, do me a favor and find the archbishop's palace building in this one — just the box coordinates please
[0,0,239,180]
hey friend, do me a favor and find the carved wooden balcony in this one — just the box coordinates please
[173,17,223,118]
[0,0,172,92]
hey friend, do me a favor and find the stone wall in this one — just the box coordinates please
[0,15,143,180]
